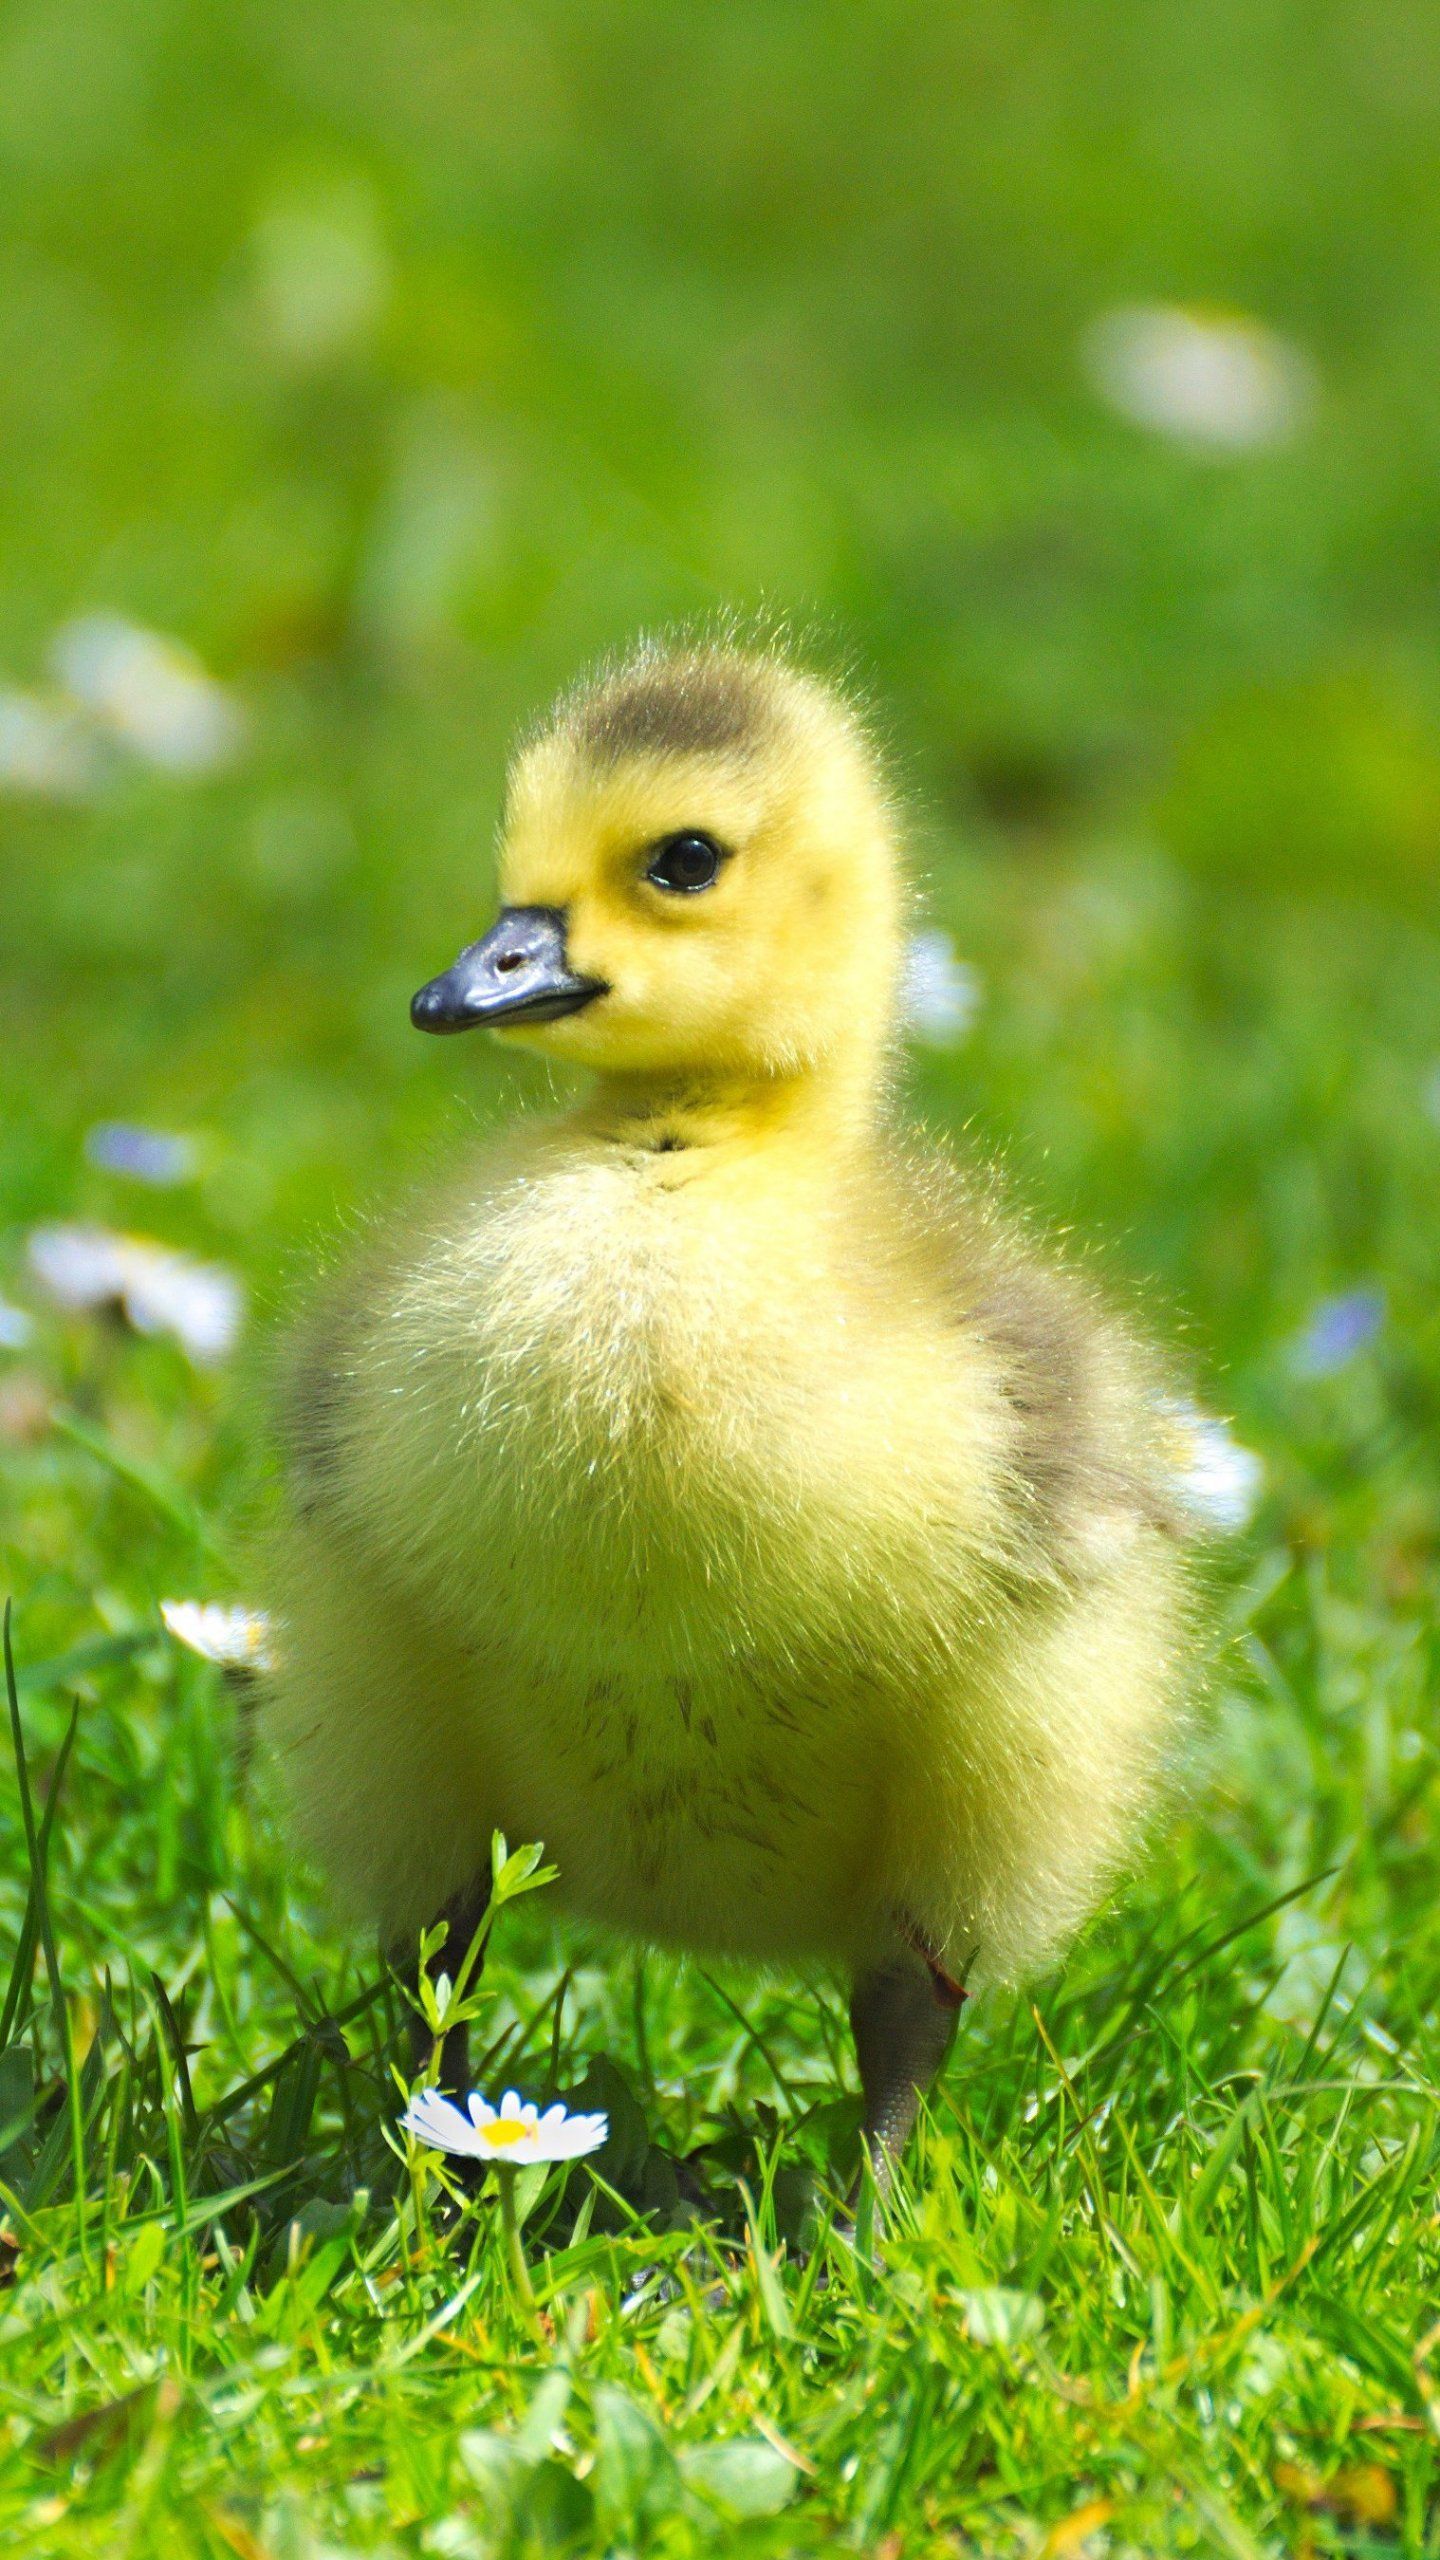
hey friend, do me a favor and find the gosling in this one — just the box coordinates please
[264,641,1203,2174]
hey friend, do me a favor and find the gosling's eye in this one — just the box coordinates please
[644,830,726,894]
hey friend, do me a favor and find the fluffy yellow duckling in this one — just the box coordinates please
[264,641,1201,2167]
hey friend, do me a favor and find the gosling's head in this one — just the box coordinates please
[410,643,904,1093]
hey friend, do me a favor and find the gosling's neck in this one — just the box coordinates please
[572,1038,893,1167]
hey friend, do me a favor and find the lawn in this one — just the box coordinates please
[3,3,1440,2552]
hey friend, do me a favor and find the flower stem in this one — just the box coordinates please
[497,2168,536,2318]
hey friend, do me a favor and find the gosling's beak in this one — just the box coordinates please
[410,906,607,1035]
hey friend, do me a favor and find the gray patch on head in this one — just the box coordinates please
[569,653,774,768]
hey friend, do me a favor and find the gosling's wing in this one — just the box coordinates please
[893,1139,1207,1586]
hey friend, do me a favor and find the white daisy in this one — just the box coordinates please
[50,614,245,776]
[161,1599,276,1673]
[1083,303,1313,453]
[26,1223,243,1366]
[900,928,983,1048]
[400,2086,608,2168]
[113,1240,243,1364]
[1156,1395,1264,1534]
[0,1297,33,1350]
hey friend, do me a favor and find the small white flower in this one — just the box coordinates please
[900,928,983,1048]
[1156,1395,1264,1533]
[26,1222,244,1365]
[85,1123,198,1186]
[161,1599,276,1672]
[1083,304,1313,452]
[401,2087,608,2169]
[27,1223,131,1312]
[0,1298,33,1350]
[0,686,101,800]
[119,1245,243,1364]
[51,614,245,776]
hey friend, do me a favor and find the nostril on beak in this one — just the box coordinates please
[413,906,603,1034]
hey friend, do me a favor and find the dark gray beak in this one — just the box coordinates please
[410,906,607,1035]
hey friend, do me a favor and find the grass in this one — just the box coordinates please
[3,1,1440,2551]
[3,885,1438,2560]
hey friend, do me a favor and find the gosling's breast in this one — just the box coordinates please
[309,1137,1003,1678]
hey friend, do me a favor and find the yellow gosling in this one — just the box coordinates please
[263,640,1203,2171]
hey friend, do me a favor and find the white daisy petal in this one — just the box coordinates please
[51,614,245,777]
[1155,1395,1264,1534]
[25,1223,243,1367]
[117,1242,243,1364]
[0,1297,34,1350]
[401,2090,484,2158]
[900,928,983,1048]
[1083,304,1313,453]
[546,2113,609,2160]
[27,1223,130,1312]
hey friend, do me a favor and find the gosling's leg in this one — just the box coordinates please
[849,1943,965,2189]
[386,1871,492,2093]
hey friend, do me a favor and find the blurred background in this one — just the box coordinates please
[4,0,1440,1599]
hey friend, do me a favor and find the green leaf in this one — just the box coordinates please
[591,2386,683,2537]
[960,2286,1045,2346]
[22,2014,109,2210]
[511,2157,550,2230]
[680,2436,800,2519]
[490,1833,561,1907]
[0,2042,36,2166]
[50,1413,228,1564]
[120,2220,165,2295]
[567,2058,649,2194]
[740,2184,795,2342]
[513,2364,574,2466]
[457,2428,529,2516]
[11,1627,158,1698]
[518,2458,593,2545]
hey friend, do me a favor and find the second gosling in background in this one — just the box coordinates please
[264,640,1206,2174]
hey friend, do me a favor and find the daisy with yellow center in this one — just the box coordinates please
[401,2086,609,2319]
[161,1598,276,1672]
[400,2086,608,2169]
